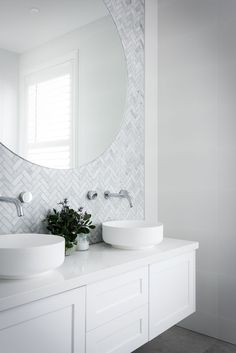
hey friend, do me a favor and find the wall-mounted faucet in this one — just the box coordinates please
[0,197,24,217]
[87,191,98,200]
[104,190,133,208]
[0,192,33,217]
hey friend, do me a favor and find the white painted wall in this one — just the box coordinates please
[19,15,127,166]
[158,0,236,344]
[0,49,19,151]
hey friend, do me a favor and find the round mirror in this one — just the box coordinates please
[0,0,127,169]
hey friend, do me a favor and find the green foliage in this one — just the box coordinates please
[44,199,95,249]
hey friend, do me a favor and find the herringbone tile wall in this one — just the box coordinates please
[0,0,144,243]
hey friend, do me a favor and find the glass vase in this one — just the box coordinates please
[76,234,89,251]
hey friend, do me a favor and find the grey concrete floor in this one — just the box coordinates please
[134,326,236,353]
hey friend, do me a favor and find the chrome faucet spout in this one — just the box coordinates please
[119,190,133,208]
[104,190,133,208]
[0,197,24,217]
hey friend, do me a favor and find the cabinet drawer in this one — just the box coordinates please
[86,266,148,331]
[86,305,148,353]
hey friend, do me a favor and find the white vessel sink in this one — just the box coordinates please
[102,220,163,250]
[0,234,65,279]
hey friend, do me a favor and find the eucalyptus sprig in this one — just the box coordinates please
[44,199,95,250]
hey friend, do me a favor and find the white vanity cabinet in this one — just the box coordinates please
[85,252,196,353]
[0,239,198,353]
[86,267,149,353]
[0,287,86,353]
[149,251,196,340]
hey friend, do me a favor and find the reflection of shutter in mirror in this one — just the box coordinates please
[22,60,75,169]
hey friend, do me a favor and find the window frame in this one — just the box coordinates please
[19,50,79,169]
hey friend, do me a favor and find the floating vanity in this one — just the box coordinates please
[0,237,198,353]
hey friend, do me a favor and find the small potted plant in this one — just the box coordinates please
[44,199,95,255]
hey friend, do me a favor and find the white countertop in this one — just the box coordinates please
[0,237,199,312]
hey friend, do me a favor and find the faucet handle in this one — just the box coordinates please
[104,191,111,199]
[87,191,98,200]
[19,191,33,203]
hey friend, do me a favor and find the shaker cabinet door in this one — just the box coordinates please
[0,287,85,353]
[149,252,196,340]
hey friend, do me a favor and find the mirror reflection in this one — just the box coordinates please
[0,0,127,169]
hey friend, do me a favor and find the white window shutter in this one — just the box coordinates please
[23,60,75,169]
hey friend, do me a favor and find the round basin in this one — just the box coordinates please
[0,234,65,279]
[102,220,163,250]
